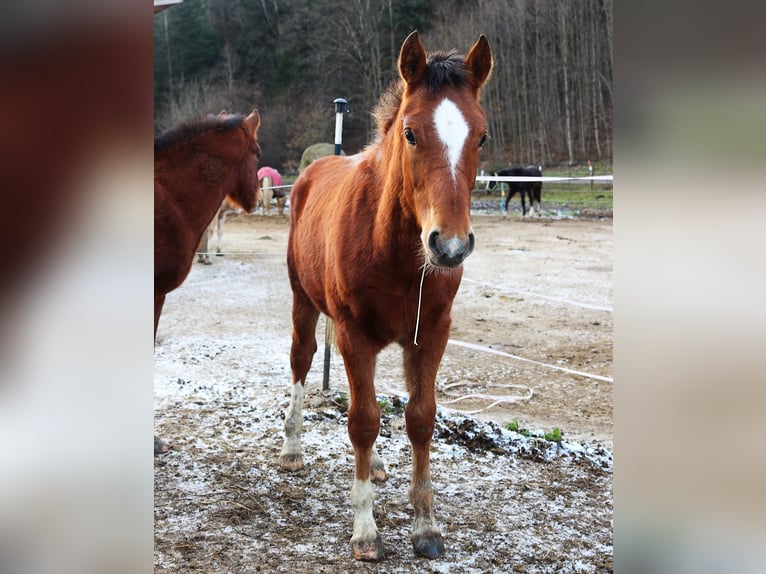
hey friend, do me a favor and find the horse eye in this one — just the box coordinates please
[252,142,262,158]
[404,128,417,146]
[478,134,487,148]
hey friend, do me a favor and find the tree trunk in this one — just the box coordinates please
[163,12,175,115]
[590,4,602,159]
[558,0,574,166]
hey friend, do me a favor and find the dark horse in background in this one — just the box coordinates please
[154,110,261,338]
[154,110,261,454]
[488,165,542,217]
[280,31,492,561]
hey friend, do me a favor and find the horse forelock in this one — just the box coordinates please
[423,51,467,94]
[154,114,247,157]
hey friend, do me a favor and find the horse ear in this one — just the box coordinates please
[244,109,261,137]
[398,31,427,86]
[465,35,493,90]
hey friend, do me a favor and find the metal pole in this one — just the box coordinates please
[333,98,347,155]
[322,98,348,392]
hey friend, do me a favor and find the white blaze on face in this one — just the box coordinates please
[433,98,469,182]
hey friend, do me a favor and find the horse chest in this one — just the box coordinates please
[346,271,458,345]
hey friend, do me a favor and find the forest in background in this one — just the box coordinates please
[154,0,613,172]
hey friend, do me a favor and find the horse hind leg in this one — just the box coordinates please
[215,206,226,255]
[262,176,273,215]
[279,290,320,471]
[197,223,213,264]
[196,229,211,264]
[370,443,387,482]
[280,377,306,471]
[534,187,542,217]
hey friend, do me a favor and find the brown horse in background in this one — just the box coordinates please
[154,110,262,337]
[280,32,492,561]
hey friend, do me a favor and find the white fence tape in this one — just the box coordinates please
[260,184,293,190]
[447,339,613,384]
[475,175,613,183]
[461,277,612,313]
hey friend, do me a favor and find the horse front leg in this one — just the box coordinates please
[403,338,447,559]
[336,326,384,561]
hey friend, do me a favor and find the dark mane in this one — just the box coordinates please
[372,51,468,138]
[154,114,246,156]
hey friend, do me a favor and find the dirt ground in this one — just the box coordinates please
[154,208,613,573]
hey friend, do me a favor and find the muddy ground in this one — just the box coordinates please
[154,206,613,573]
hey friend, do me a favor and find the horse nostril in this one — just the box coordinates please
[428,230,442,256]
[467,232,475,254]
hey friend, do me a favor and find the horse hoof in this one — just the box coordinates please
[351,534,384,562]
[369,467,387,482]
[154,436,170,455]
[369,460,387,482]
[412,531,444,559]
[279,453,303,471]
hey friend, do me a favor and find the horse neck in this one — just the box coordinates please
[167,144,240,228]
[372,136,420,260]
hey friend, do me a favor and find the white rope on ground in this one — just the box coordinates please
[373,379,530,417]
[447,339,613,383]
[329,339,609,417]
[438,382,534,415]
[461,277,612,312]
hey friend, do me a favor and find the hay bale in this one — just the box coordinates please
[299,143,345,173]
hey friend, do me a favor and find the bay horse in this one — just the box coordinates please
[154,110,262,338]
[280,31,493,561]
[488,165,542,217]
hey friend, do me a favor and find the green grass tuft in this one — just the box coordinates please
[544,428,563,442]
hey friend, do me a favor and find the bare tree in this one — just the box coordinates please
[154,0,613,169]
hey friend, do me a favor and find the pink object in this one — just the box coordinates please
[258,166,282,187]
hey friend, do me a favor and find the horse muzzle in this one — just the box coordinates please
[427,230,475,268]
